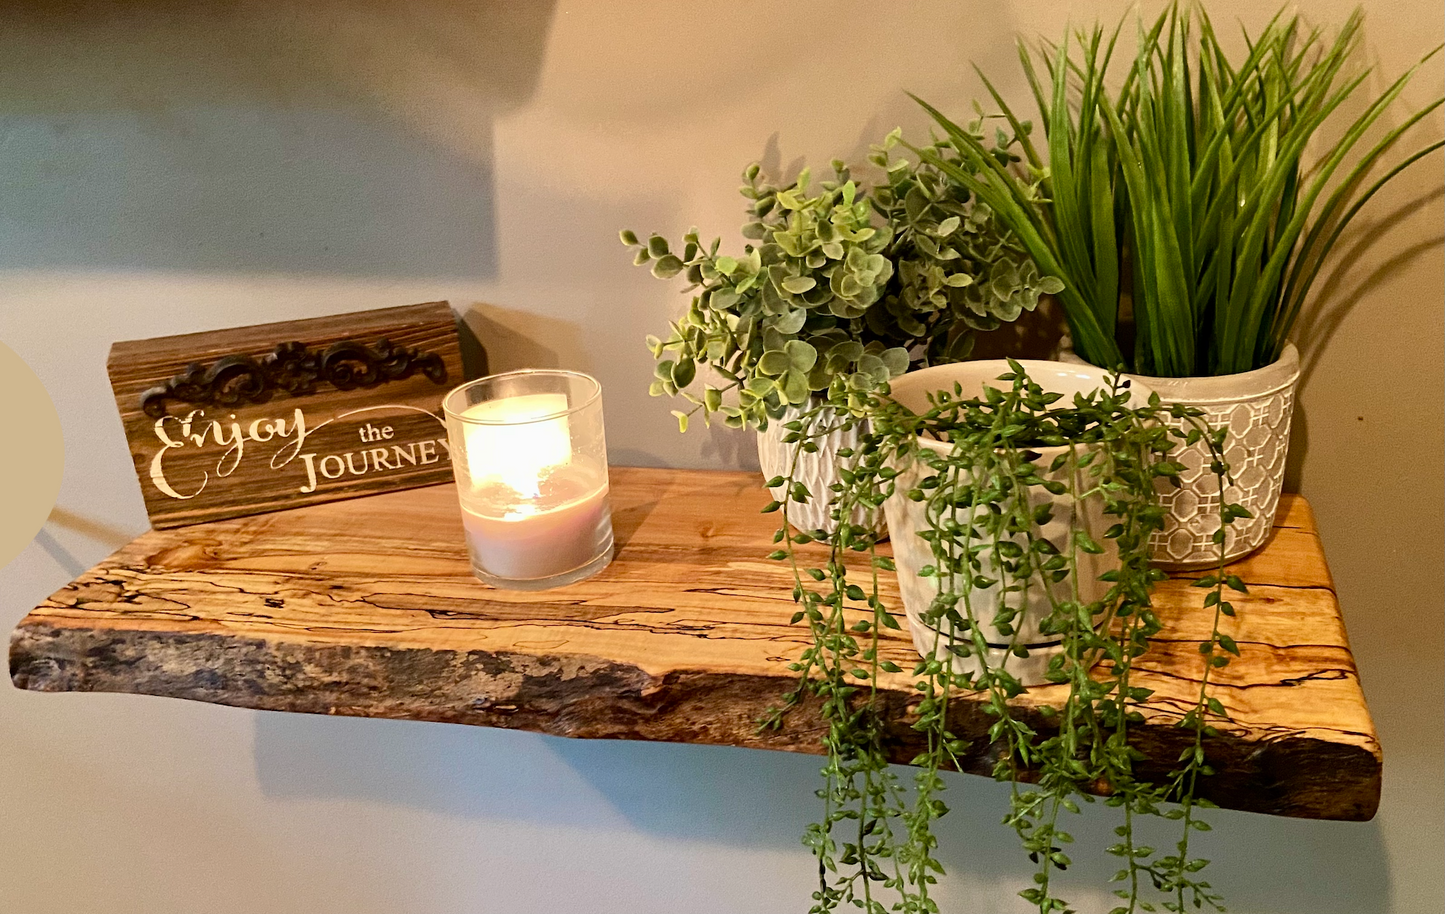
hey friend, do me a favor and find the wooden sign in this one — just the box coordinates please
[107,302,464,529]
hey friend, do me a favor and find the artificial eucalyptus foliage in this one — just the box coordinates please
[763,363,1248,913]
[624,127,1062,433]
[913,3,1444,377]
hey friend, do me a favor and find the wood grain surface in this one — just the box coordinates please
[106,301,463,528]
[8,468,1380,821]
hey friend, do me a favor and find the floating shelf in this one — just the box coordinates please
[8,468,1380,821]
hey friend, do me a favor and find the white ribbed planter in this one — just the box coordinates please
[1065,345,1300,568]
[756,403,878,536]
[881,360,1152,687]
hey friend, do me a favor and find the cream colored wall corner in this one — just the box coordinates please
[1,2,1439,912]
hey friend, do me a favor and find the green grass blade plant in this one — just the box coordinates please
[916,3,1444,378]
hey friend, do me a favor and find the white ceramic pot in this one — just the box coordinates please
[1064,344,1301,568]
[881,360,1153,687]
[756,403,878,536]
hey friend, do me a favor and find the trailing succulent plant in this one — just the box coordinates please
[763,363,1248,914]
[624,126,1062,432]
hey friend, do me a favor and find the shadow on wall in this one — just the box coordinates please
[1283,186,1445,492]
[461,303,577,376]
[0,0,557,278]
[252,711,818,849]
[253,710,1390,913]
[457,298,762,472]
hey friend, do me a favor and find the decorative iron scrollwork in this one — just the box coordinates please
[139,338,447,418]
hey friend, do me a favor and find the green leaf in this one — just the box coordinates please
[781,276,817,294]
[785,340,818,372]
[773,308,806,334]
[758,349,791,377]
[651,254,685,279]
[880,347,910,376]
[858,353,888,382]
[745,375,775,396]
[710,289,741,312]
[1073,531,1105,555]
[780,370,810,404]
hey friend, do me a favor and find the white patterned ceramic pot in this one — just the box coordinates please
[881,361,1153,687]
[756,403,880,536]
[1117,344,1300,569]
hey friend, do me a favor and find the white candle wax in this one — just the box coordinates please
[461,467,612,581]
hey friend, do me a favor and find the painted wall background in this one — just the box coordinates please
[1,1,1439,911]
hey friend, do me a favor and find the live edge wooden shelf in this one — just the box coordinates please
[9,468,1380,821]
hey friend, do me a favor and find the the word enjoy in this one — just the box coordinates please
[149,411,449,500]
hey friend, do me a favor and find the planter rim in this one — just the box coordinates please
[887,358,1157,459]
[1065,343,1300,404]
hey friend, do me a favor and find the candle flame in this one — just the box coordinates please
[460,394,572,498]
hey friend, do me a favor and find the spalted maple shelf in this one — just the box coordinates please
[9,468,1379,821]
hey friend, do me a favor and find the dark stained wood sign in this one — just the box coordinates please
[107,301,463,528]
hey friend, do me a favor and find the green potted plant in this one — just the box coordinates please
[912,3,1443,564]
[624,129,1063,532]
[767,360,1247,913]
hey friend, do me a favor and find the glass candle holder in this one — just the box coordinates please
[443,370,614,590]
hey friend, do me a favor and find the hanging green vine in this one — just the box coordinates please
[763,362,1248,913]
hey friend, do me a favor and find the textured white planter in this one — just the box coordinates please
[1065,345,1301,568]
[881,361,1152,687]
[756,403,877,536]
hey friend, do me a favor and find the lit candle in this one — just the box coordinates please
[460,393,573,496]
[444,371,614,589]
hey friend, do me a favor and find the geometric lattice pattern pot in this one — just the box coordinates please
[756,403,879,536]
[1120,344,1300,569]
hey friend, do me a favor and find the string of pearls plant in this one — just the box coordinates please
[762,362,1248,914]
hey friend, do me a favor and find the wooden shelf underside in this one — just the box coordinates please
[8,468,1380,821]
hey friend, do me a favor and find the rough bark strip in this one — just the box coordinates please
[8,469,1380,820]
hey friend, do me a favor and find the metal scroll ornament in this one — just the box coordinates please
[139,338,448,418]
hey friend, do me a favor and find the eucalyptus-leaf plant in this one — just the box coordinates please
[624,127,1062,433]
[765,362,1248,913]
[913,3,1444,377]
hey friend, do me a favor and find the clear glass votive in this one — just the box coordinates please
[442,370,614,590]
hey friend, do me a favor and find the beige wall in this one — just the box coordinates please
[2,2,1440,911]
